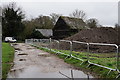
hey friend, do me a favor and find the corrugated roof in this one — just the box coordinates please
[36,29,53,37]
[60,16,87,29]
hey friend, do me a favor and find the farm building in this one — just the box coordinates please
[53,16,87,39]
[35,29,53,38]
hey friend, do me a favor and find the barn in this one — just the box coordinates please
[53,16,87,39]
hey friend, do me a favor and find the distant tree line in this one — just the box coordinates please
[2,3,118,41]
[2,3,60,40]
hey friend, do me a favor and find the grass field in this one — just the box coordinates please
[2,43,15,79]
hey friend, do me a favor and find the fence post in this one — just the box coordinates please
[54,40,59,50]
[87,43,90,62]
[57,40,60,50]
[60,40,73,57]
[115,45,119,72]
[25,39,27,44]
[49,38,52,51]
[32,38,33,45]
[70,41,73,57]
[58,41,60,50]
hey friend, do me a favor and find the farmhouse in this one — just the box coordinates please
[53,16,87,39]
[35,29,53,38]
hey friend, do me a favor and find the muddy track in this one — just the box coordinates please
[8,43,93,78]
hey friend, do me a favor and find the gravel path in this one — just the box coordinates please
[7,43,93,78]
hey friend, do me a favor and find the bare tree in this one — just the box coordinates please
[69,9,86,21]
[86,18,99,28]
[50,13,62,25]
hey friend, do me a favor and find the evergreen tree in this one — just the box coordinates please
[2,3,25,39]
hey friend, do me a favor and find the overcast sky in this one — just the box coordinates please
[1,0,119,27]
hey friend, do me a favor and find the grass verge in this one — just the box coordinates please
[53,49,117,69]
[39,47,119,78]
[2,43,15,79]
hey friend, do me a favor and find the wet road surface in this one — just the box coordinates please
[8,43,93,78]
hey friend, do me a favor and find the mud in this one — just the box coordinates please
[8,43,93,78]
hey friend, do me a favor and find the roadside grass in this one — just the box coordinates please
[2,43,15,79]
[39,47,119,78]
[53,49,117,69]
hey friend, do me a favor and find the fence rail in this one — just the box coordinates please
[25,38,120,77]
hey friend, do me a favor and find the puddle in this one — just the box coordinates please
[38,55,50,57]
[27,48,36,49]
[21,45,26,46]
[19,59,26,61]
[12,44,18,46]
[38,53,50,57]
[14,48,22,51]
[8,65,93,78]
[15,50,19,52]
[18,53,28,55]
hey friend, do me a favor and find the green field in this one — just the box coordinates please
[2,43,15,79]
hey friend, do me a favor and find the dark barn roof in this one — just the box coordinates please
[53,16,87,39]
[54,16,87,30]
